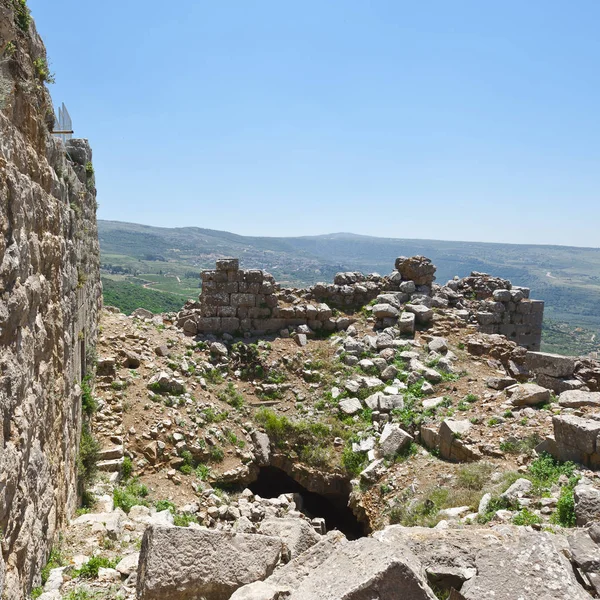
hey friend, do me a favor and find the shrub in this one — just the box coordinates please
[341,447,368,476]
[218,382,244,409]
[14,0,31,31]
[512,508,542,526]
[551,476,580,527]
[41,545,66,585]
[499,434,540,455]
[113,479,149,513]
[77,424,100,494]
[173,513,199,527]
[195,464,211,480]
[81,375,97,417]
[33,57,55,83]
[85,161,94,177]
[155,499,176,513]
[209,446,225,463]
[76,555,119,579]
[528,452,576,493]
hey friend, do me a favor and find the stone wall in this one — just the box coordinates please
[0,4,102,597]
[178,259,347,336]
[177,256,544,352]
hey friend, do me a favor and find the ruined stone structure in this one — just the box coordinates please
[0,4,102,597]
[177,255,544,351]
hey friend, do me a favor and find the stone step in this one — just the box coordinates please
[97,445,124,461]
[97,458,124,472]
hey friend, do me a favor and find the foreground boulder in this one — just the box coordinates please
[375,525,591,600]
[259,518,321,561]
[136,526,283,599]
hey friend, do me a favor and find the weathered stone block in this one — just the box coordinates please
[221,318,240,332]
[204,292,230,306]
[137,526,282,600]
[231,293,256,307]
[197,317,222,332]
[526,351,575,378]
[553,414,600,456]
[216,258,239,271]
[245,270,263,283]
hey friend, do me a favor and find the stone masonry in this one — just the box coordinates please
[177,255,544,352]
[0,5,102,597]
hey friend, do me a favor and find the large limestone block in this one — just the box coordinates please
[230,531,347,600]
[510,383,551,407]
[574,484,600,527]
[287,537,436,600]
[525,351,576,378]
[559,390,600,408]
[460,530,590,600]
[553,415,600,456]
[136,526,283,600]
[378,423,413,457]
[405,303,434,325]
[259,518,321,561]
[438,419,476,462]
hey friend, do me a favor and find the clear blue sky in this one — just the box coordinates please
[29,0,599,247]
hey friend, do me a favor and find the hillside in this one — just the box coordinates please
[98,220,600,356]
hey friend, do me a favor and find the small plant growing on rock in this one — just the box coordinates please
[33,57,55,83]
[76,555,119,579]
[217,382,244,409]
[342,446,368,476]
[512,508,542,526]
[551,475,580,527]
[14,0,31,31]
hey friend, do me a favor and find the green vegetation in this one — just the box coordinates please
[101,277,185,315]
[3,41,16,56]
[551,475,580,527]
[40,544,66,585]
[256,408,344,469]
[77,423,100,495]
[512,508,542,526]
[81,375,98,417]
[217,382,245,409]
[342,447,368,476]
[14,0,31,31]
[121,456,133,479]
[527,452,576,494]
[113,479,149,513]
[33,57,55,83]
[499,434,540,455]
[76,555,119,579]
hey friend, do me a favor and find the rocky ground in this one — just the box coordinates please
[32,284,600,599]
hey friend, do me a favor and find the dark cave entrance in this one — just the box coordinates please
[249,466,366,540]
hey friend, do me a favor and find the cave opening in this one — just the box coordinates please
[249,466,366,540]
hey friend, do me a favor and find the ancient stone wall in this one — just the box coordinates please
[178,256,544,352]
[0,4,102,597]
[178,259,349,336]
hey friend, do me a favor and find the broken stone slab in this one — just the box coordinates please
[427,337,448,354]
[230,531,347,600]
[372,303,400,319]
[500,478,533,502]
[438,419,472,461]
[460,529,591,600]
[486,376,517,390]
[575,484,600,527]
[96,458,124,473]
[553,414,600,456]
[259,518,321,561]
[378,423,413,457]
[568,529,600,573]
[525,351,576,378]
[422,396,445,410]
[339,397,363,415]
[97,445,124,461]
[251,431,271,466]
[510,383,551,407]
[360,458,387,484]
[136,526,283,600]
[116,553,140,576]
[405,304,434,325]
[398,311,416,335]
[559,390,600,408]
[284,536,437,600]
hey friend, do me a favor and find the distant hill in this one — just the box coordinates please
[98,220,600,355]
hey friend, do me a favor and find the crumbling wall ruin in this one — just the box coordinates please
[177,256,544,352]
[0,4,102,597]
